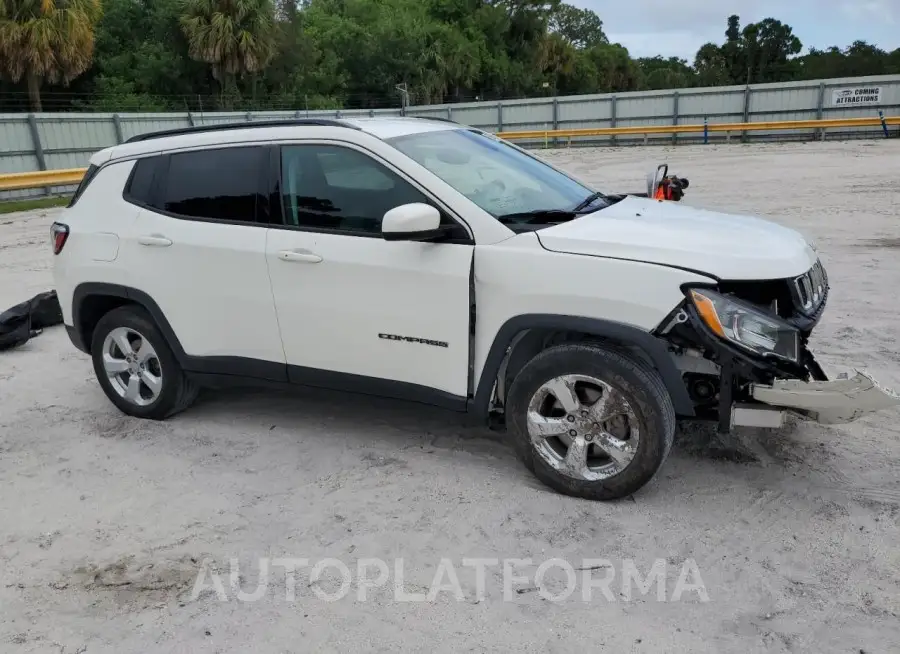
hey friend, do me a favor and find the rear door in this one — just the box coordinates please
[121,145,285,374]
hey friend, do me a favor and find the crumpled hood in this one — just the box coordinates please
[536,195,818,280]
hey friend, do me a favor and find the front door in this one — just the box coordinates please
[265,142,474,402]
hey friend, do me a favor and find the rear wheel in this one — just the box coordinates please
[90,305,198,420]
[506,343,675,500]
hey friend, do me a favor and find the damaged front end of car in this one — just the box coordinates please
[654,259,900,431]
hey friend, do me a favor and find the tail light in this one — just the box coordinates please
[50,222,69,255]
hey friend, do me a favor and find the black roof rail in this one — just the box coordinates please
[123,119,358,144]
[409,115,458,124]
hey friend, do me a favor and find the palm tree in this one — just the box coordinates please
[179,0,277,108]
[0,0,102,111]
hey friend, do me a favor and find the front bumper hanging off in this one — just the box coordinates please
[683,312,900,430]
[749,369,900,425]
[662,257,899,430]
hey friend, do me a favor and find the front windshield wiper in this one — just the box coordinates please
[497,209,577,225]
[498,196,609,224]
[572,191,608,212]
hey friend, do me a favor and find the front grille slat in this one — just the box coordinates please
[792,259,829,318]
[800,277,812,308]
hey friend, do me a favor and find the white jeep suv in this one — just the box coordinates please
[51,117,898,500]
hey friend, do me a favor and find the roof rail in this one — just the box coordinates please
[123,119,358,144]
[409,115,458,124]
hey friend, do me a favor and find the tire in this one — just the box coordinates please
[90,304,198,420]
[506,343,676,501]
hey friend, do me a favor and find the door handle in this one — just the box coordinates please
[278,249,322,263]
[137,235,173,247]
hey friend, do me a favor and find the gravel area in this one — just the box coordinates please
[1,139,899,653]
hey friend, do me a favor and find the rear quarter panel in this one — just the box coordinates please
[53,159,142,325]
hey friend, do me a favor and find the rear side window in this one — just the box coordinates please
[67,164,99,207]
[123,156,160,206]
[156,146,265,223]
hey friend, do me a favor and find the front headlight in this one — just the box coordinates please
[687,288,800,363]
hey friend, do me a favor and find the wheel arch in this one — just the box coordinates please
[470,314,694,421]
[72,283,187,361]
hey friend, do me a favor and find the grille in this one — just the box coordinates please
[792,259,828,316]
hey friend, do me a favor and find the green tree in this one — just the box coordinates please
[721,14,743,84]
[800,40,897,79]
[587,42,639,92]
[80,0,209,111]
[540,31,577,93]
[258,1,347,109]
[179,0,278,108]
[0,0,102,111]
[638,56,696,90]
[693,42,730,87]
[3,1,898,113]
[549,2,606,49]
[741,18,802,83]
[706,15,802,85]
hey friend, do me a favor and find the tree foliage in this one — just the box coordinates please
[549,2,605,50]
[179,0,277,107]
[0,0,103,110]
[0,2,898,112]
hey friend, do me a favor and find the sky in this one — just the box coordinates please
[571,0,898,61]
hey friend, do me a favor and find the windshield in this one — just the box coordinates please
[386,128,608,226]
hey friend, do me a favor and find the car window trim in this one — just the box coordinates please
[271,139,474,244]
[67,163,100,208]
[151,144,271,226]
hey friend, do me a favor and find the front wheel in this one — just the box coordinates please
[506,343,676,501]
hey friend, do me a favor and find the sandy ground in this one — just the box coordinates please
[1,140,899,653]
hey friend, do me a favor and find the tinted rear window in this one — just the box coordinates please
[157,147,264,223]
[124,157,159,206]
[67,164,99,207]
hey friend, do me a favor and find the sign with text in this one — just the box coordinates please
[831,86,882,106]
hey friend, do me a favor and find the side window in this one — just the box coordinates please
[157,146,265,222]
[279,144,430,235]
[318,149,394,191]
[123,156,160,206]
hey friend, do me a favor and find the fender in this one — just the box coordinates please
[68,283,130,353]
[469,314,695,420]
[73,282,183,357]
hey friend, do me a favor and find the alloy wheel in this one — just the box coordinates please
[525,374,640,481]
[101,327,163,407]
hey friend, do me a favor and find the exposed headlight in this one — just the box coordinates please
[687,288,800,363]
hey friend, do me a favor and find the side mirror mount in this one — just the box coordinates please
[382,203,444,241]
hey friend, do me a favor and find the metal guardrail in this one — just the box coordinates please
[0,168,86,192]
[2,115,898,193]
[498,115,900,144]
